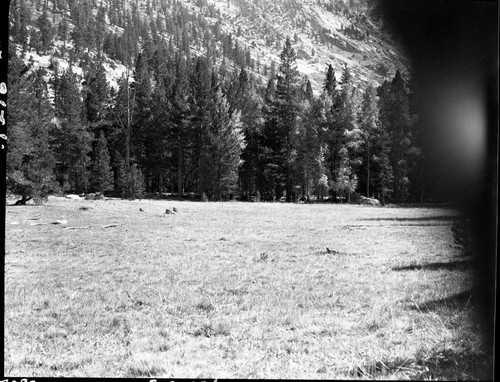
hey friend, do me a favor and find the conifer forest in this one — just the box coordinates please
[8,0,424,204]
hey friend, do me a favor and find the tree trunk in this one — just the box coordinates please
[125,63,131,171]
[286,164,292,203]
[177,146,184,195]
[366,144,370,197]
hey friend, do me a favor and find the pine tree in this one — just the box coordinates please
[51,68,93,193]
[227,66,249,116]
[357,84,393,203]
[37,8,55,53]
[132,51,155,187]
[260,72,282,200]
[91,131,114,193]
[84,62,109,124]
[121,163,146,199]
[378,70,419,202]
[199,85,246,200]
[111,73,132,169]
[6,54,57,204]
[274,36,302,202]
[295,89,320,201]
[323,63,337,98]
[10,2,21,41]
[331,64,362,202]
[231,68,262,200]
[113,151,127,195]
[190,55,213,192]
[340,62,352,85]
[58,16,69,53]
[29,28,42,53]
[359,84,379,197]
[95,5,107,56]
[11,0,30,51]
[170,54,192,194]
[304,78,314,101]
[311,92,333,200]
[144,78,172,192]
[70,3,87,54]
[371,124,393,204]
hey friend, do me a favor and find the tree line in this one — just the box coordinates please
[7,35,421,203]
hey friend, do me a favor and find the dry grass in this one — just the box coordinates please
[4,197,492,378]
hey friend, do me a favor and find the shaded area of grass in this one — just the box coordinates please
[410,291,473,312]
[412,347,493,381]
[348,348,492,381]
[350,222,453,227]
[360,215,457,222]
[392,258,473,272]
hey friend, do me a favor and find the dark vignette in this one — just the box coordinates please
[380,0,497,367]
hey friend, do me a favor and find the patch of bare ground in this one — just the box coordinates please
[4,197,491,378]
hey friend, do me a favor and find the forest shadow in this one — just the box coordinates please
[392,258,473,272]
[348,346,491,380]
[409,290,473,312]
[411,347,493,381]
[360,216,457,222]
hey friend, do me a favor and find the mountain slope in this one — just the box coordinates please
[10,0,409,93]
[204,0,409,91]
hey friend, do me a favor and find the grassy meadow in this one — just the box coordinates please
[4,197,492,379]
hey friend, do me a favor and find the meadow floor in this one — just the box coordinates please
[4,197,492,379]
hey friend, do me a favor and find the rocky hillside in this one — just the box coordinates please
[203,0,409,91]
[9,0,409,93]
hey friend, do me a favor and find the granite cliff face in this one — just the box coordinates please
[202,0,409,91]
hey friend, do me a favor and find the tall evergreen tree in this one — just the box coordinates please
[232,68,262,200]
[378,70,420,202]
[83,62,109,124]
[144,78,172,192]
[371,121,393,204]
[95,5,107,56]
[323,63,337,98]
[258,74,279,200]
[190,55,213,192]
[227,66,249,116]
[274,36,302,202]
[322,70,342,202]
[305,79,314,102]
[12,0,30,51]
[37,8,55,53]
[91,131,114,193]
[6,54,57,204]
[170,54,193,194]
[51,68,93,193]
[311,92,333,200]
[199,84,246,200]
[132,51,155,187]
[331,64,362,202]
[295,88,320,201]
[120,163,146,199]
[58,16,69,53]
[112,73,134,170]
[359,84,380,198]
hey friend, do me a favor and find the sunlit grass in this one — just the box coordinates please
[4,197,490,378]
